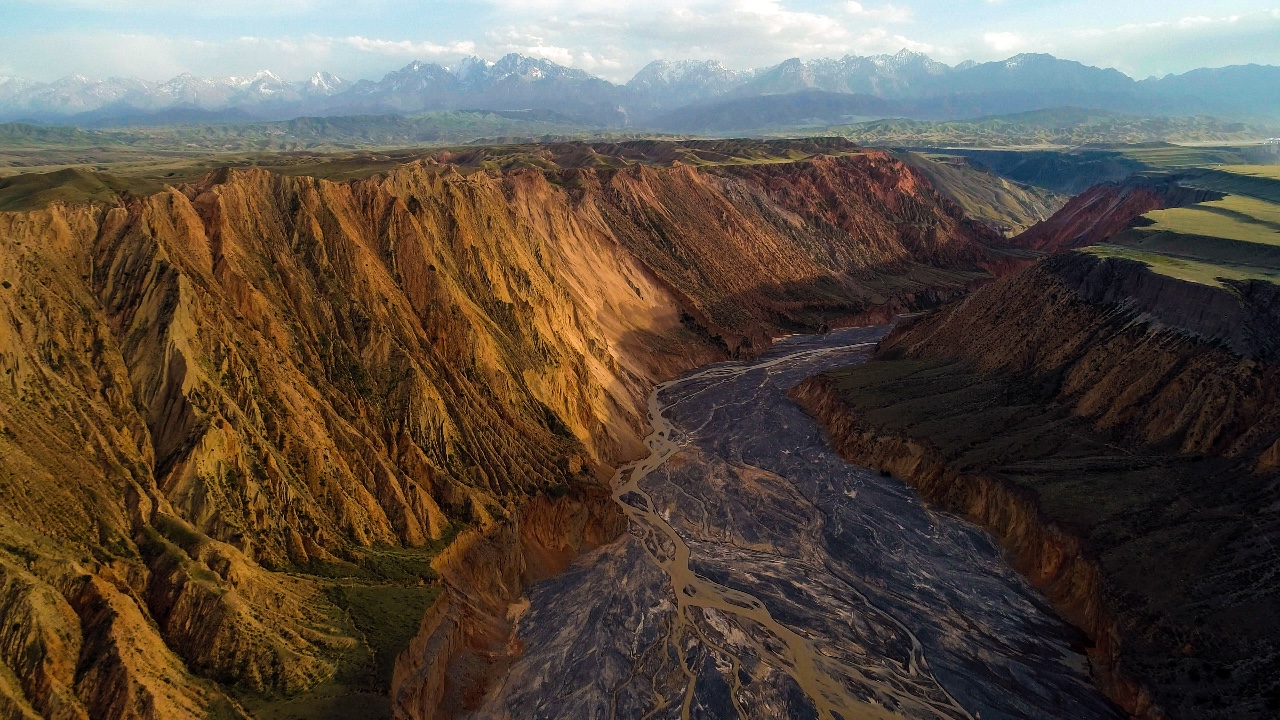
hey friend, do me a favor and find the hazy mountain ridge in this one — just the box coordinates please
[3,51,1280,128]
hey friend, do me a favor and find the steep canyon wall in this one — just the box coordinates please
[792,253,1280,718]
[0,145,1002,719]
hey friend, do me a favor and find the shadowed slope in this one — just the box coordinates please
[794,252,1280,718]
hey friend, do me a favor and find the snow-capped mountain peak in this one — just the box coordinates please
[455,55,494,82]
[306,71,345,95]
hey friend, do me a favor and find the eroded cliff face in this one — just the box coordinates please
[790,377,1162,719]
[1010,180,1221,253]
[792,252,1280,718]
[0,145,1002,719]
[390,491,626,720]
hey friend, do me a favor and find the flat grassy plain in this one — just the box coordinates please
[1141,196,1280,245]
[1089,165,1280,287]
[1214,164,1280,181]
[819,109,1280,148]
[1113,144,1261,168]
[1084,244,1280,285]
[0,137,874,213]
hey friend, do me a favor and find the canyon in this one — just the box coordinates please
[792,251,1280,718]
[463,328,1122,720]
[0,139,1025,719]
[2,132,1276,719]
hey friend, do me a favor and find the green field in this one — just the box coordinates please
[1141,195,1280,245]
[1094,164,1280,287]
[818,109,1280,149]
[1084,243,1280,285]
[1215,164,1280,181]
[1112,144,1259,168]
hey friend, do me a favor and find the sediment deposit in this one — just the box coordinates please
[466,329,1122,720]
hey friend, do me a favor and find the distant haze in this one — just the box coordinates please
[2,50,1278,130]
[0,0,1278,83]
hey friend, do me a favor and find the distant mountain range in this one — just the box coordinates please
[1,51,1278,130]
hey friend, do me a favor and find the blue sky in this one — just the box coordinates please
[1,0,1278,82]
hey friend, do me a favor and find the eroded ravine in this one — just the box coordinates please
[468,328,1124,720]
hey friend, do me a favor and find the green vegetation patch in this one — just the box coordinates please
[1083,244,1280,286]
[1176,166,1280,204]
[0,167,163,212]
[1140,196,1280,246]
[819,353,1280,713]
[1113,144,1257,168]
[1215,163,1280,181]
[239,526,463,718]
[814,109,1278,150]
[235,683,391,720]
[324,584,442,690]
[1071,165,1280,288]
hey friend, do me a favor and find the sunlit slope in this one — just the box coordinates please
[898,151,1066,236]
[0,139,1014,720]
[1087,165,1280,287]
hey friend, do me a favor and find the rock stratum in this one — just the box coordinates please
[792,251,1280,718]
[1011,178,1222,253]
[0,139,1007,719]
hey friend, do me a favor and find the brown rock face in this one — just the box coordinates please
[1011,180,1221,253]
[792,252,1280,718]
[0,143,1003,719]
[390,491,626,720]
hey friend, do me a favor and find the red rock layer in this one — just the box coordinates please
[1012,182,1169,252]
[0,148,1002,718]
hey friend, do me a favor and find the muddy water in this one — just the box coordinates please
[469,327,1122,720]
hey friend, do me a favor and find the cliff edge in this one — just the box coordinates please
[792,252,1280,718]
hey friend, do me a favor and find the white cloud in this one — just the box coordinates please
[1,0,1278,84]
[0,30,478,81]
[18,0,329,16]
[524,44,574,65]
[845,2,913,23]
[343,36,476,57]
[983,31,1026,53]
[1059,9,1280,76]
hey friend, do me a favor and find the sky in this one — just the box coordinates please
[0,0,1278,83]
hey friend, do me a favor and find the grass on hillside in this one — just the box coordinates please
[1140,195,1280,246]
[1084,244,1280,286]
[1176,166,1280,204]
[1216,164,1280,181]
[820,355,1280,715]
[817,109,1279,149]
[1084,165,1280,287]
[0,167,164,212]
[1113,145,1257,168]
[237,526,462,720]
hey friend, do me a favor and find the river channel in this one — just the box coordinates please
[468,326,1122,720]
